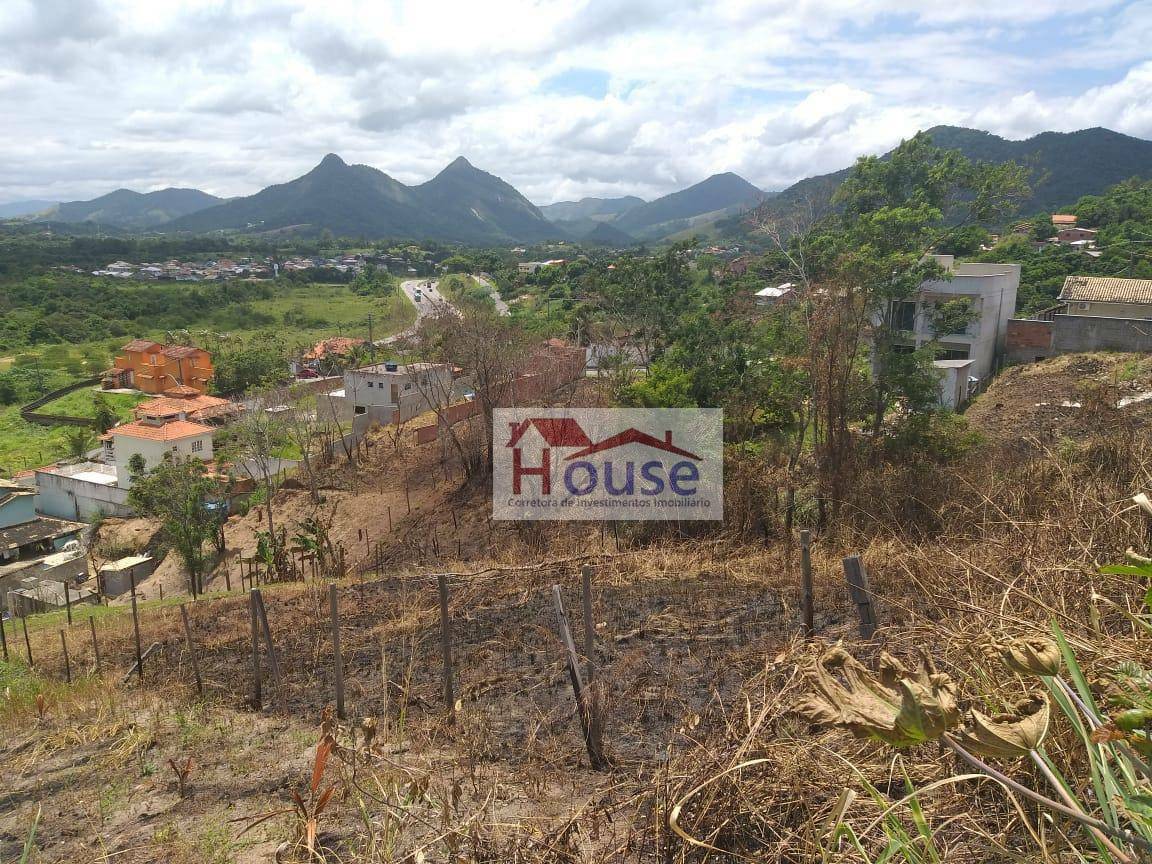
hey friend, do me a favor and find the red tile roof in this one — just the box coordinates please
[135,394,236,421]
[161,345,203,359]
[121,339,161,353]
[110,419,214,441]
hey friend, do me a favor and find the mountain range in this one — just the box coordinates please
[6,125,1151,244]
[754,126,1152,227]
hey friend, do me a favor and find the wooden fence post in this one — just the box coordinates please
[249,590,262,710]
[130,594,143,683]
[122,642,160,684]
[330,583,345,720]
[180,604,203,697]
[437,574,455,723]
[60,631,71,683]
[0,614,7,662]
[251,590,282,710]
[64,583,72,626]
[580,566,605,764]
[842,554,877,639]
[553,584,607,769]
[405,476,411,514]
[89,615,100,674]
[387,504,392,533]
[22,615,32,666]
[800,530,814,636]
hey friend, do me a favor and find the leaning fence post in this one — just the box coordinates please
[437,574,455,723]
[249,590,262,709]
[252,590,283,710]
[330,584,345,720]
[180,604,203,697]
[60,631,71,683]
[89,615,100,674]
[553,584,607,769]
[130,594,144,683]
[842,554,877,639]
[800,530,814,636]
[22,615,32,665]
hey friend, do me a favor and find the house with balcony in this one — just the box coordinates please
[103,340,214,394]
[886,255,1021,407]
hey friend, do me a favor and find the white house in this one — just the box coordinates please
[889,255,1021,388]
[103,418,215,487]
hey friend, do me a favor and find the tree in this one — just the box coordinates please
[754,131,1030,526]
[222,397,290,540]
[128,457,222,596]
[411,304,532,478]
[818,132,1029,441]
[65,428,96,458]
[212,338,290,395]
[92,393,118,433]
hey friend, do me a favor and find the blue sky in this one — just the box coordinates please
[0,0,1149,204]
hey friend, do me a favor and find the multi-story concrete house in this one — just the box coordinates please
[887,254,1021,407]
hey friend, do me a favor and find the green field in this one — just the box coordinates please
[224,281,415,345]
[37,388,149,420]
[0,281,416,475]
[0,390,148,474]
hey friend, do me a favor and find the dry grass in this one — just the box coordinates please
[5,373,1152,860]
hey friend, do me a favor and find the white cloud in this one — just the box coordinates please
[0,0,1148,204]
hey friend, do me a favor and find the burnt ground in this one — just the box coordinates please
[0,541,823,863]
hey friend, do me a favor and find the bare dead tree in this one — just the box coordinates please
[411,305,533,479]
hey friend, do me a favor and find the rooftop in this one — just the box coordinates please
[755,282,796,298]
[99,554,153,573]
[135,393,236,421]
[1059,276,1152,305]
[355,361,447,376]
[37,461,116,482]
[121,338,161,353]
[0,515,85,551]
[108,418,214,441]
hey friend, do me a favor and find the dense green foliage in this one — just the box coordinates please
[0,273,276,348]
[979,177,1152,312]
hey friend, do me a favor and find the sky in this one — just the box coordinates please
[1,0,1150,206]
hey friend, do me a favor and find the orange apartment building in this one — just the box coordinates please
[103,340,214,394]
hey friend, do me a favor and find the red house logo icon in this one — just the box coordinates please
[506,417,701,494]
